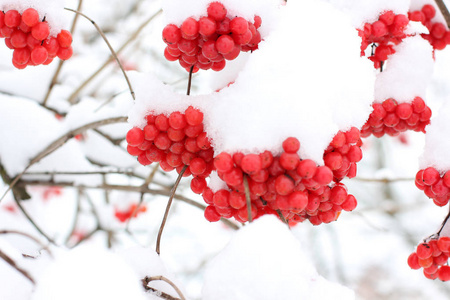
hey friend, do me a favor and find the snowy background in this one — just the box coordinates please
[1,0,450,299]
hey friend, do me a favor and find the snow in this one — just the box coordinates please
[129,0,375,164]
[374,36,434,103]
[0,0,71,37]
[202,215,355,300]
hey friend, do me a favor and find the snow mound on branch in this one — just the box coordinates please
[202,215,355,300]
[374,36,434,103]
[128,0,375,164]
[420,101,450,172]
[0,0,71,37]
[162,0,281,37]
[31,245,149,300]
[327,0,410,27]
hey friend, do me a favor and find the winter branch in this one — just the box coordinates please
[435,0,450,29]
[0,249,35,284]
[143,275,186,300]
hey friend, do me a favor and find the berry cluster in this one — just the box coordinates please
[202,131,360,225]
[415,167,450,206]
[0,8,73,69]
[126,106,214,181]
[162,1,262,73]
[360,97,431,138]
[407,237,450,281]
[114,203,147,223]
[409,4,450,51]
[358,11,409,69]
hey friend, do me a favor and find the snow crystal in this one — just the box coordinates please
[202,215,355,300]
[374,36,434,103]
[129,0,375,165]
[31,245,148,300]
[0,0,71,37]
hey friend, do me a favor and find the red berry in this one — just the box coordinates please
[371,20,388,37]
[30,46,48,65]
[438,266,450,281]
[22,8,40,27]
[438,237,450,253]
[32,22,50,41]
[126,128,145,146]
[202,39,219,59]
[12,47,31,65]
[241,154,262,175]
[341,194,357,211]
[211,60,226,71]
[379,11,395,26]
[288,191,308,211]
[313,166,333,185]
[190,176,206,193]
[324,152,343,171]
[198,17,216,36]
[412,97,426,113]
[431,23,447,39]
[282,137,300,153]
[396,103,413,119]
[230,17,248,35]
[181,17,199,37]
[154,132,171,150]
[155,115,170,131]
[215,35,235,54]
[43,37,60,56]
[169,111,187,130]
[275,175,294,195]
[57,30,73,48]
[223,167,243,186]
[229,191,246,209]
[431,179,449,197]
[189,157,207,175]
[10,30,27,48]
[297,159,317,179]
[254,16,262,28]
[57,46,73,60]
[417,243,433,259]
[207,2,227,21]
[279,152,299,171]
[214,152,234,173]
[223,44,240,60]
[204,205,221,222]
[4,10,21,28]
[422,4,436,20]
[422,167,440,186]
[163,24,181,44]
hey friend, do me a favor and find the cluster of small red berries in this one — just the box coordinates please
[360,97,431,138]
[0,8,73,69]
[358,10,409,69]
[201,132,358,225]
[114,203,147,223]
[162,1,262,73]
[415,167,450,206]
[407,236,450,281]
[323,127,362,182]
[409,4,450,51]
[126,106,214,181]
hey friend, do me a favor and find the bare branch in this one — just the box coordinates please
[435,0,450,29]
[0,230,53,257]
[243,175,253,223]
[143,276,186,300]
[0,249,35,284]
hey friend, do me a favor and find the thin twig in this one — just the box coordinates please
[187,66,194,96]
[0,249,35,284]
[156,166,187,255]
[42,0,83,106]
[435,0,450,29]
[243,176,253,223]
[67,9,162,103]
[144,276,186,300]
[0,116,127,203]
[352,176,413,183]
[0,230,53,257]
[64,8,135,101]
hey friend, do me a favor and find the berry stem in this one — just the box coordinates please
[42,0,83,107]
[143,276,186,300]
[436,207,450,237]
[434,0,450,29]
[64,7,136,101]
[276,209,289,226]
[156,165,187,255]
[187,65,194,96]
[243,175,253,223]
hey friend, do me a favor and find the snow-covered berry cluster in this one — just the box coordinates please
[126,107,214,181]
[360,97,431,138]
[162,1,262,73]
[408,237,450,281]
[0,8,73,69]
[200,130,360,226]
[409,4,450,51]
[415,167,450,207]
[358,10,409,69]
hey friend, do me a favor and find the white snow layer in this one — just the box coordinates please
[202,215,355,300]
[0,0,71,37]
[374,36,434,103]
[128,0,375,164]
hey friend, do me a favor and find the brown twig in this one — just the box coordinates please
[243,175,253,223]
[0,230,53,257]
[156,166,188,255]
[42,0,83,106]
[435,0,450,29]
[64,8,135,101]
[353,176,413,183]
[143,276,185,300]
[67,9,162,104]
[0,249,35,284]
[0,116,127,203]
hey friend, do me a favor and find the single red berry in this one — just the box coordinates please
[22,8,40,27]
[215,35,235,54]
[379,10,395,26]
[214,152,234,173]
[371,20,388,37]
[396,103,413,120]
[417,243,433,259]
[275,175,294,195]
[254,16,262,29]
[204,205,221,222]
[57,30,73,48]
[443,171,450,188]
[163,24,181,44]
[30,46,48,65]
[198,16,216,36]
[229,191,246,209]
[166,152,183,168]
[12,47,31,65]
[213,189,230,208]
[297,159,317,179]
[4,10,21,28]
[167,127,185,142]
[330,184,348,205]
[169,111,187,130]
[422,4,436,20]
[437,237,450,253]
[341,194,357,211]
[154,132,171,150]
[232,29,252,45]
[202,39,219,59]
[223,167,244,186]
[422,167,440,186]
[223,44,240,60]
[216,17,231,35]
[10,30,27,48]
[126,127,144,146]
[282,137,300,153]
[438,265,450,281]
[189,157,207,175]
[241,154,262,175]
[57,46,73,60]
[279,152,299,171]
[431,179,449,197]
[43,37,60,56]
[211,60,226,71]
[185,106,203,126]
[181,17,199,37]
[155,114,170,131]
[324,152,343,171]
[313,166,333,185]
[288,191,308,211]
[230,17,248,35]
[32,22,50,41]
[207,2,227,21]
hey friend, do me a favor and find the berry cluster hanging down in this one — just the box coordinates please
[162,1,262,73]
[0,7,73,69]
[415,167,450,207]
[408,236,450,281]
[409,4,450,51]
[360,97,432,138]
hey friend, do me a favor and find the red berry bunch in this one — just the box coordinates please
[409,4,450,51]
[358,10,409,69]
[162,1,262,73]
[323,127,362,182]
[114,203,147,223]
[360,97,431,138]
[126,106,214,181]
[415,167,450,206]
[202,131,359,225]
[0,8,73,69]
[407,237,450,281]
